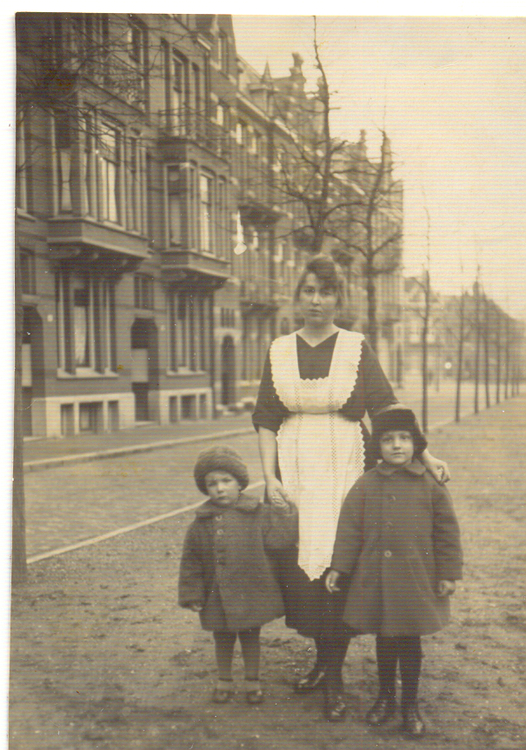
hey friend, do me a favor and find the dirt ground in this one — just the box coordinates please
[9,398,526,750]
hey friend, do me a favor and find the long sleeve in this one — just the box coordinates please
[178,522,206,608]
[331,476,367,574]
[252,351,290,434]
[431,483,463,581]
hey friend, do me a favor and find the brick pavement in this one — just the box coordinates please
[23,431,264,560]
[23,385,522,562]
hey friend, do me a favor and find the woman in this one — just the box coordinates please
[252,255,449,722]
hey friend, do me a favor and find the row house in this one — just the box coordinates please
[16,12,405,438]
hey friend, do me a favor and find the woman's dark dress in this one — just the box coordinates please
[252,332,397,637]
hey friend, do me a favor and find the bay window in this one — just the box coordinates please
[99,123,121,223]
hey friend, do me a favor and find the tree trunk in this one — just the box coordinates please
[455,293,465,422]
[474,282,480,414]
[504,315,510,399]
[421,269,430,433]
[484,294,491,408]
[12,246,27,585]
[422,322,428,433]
[366,261,378,353]
[495,310,501,404]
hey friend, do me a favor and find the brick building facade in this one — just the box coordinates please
[16,13,403,437]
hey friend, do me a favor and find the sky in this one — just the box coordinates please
[232,15,526,320]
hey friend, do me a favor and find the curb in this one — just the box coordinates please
[23,426,255,473]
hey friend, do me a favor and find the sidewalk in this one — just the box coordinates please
[23,412,255,471]
[10,396,526,750]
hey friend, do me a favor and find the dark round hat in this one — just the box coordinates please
[193,446,250,495]
[370,404,427,461]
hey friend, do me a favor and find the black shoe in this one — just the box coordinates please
[401,703,426,738]
[366,695,397,726]
[324,688,347,722]
[294,666,326,693]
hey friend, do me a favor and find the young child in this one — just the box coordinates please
[179,446,297,705]
[325,405,463,738]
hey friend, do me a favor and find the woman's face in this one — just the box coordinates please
[297,273,339,326]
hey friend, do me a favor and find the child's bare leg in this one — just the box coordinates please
[213,631,237,680]
[238,627,261,680]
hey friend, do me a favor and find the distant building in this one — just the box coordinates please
[16,13,405,438]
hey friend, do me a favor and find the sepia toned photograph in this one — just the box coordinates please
[9,10,526,750]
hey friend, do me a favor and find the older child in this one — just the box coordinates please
[179,446,297,705]
[326,405,463,737]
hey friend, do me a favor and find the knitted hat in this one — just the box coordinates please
[370,404,427,461]
[194,446,250,495]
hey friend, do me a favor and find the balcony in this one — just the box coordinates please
[157,119,230,162]
[240,276,285,314]
[47,216,151,272]
[161,249,229,291]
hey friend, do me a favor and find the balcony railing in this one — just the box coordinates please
[240,276,285,310]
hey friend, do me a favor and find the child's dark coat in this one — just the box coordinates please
[179,493,298,632]
[331,460,463,637]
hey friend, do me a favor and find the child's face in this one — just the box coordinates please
[204,471,241,506]
[379,430,415,467]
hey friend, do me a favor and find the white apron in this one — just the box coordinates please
[270,330,366,581]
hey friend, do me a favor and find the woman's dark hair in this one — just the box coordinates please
[293,255,346,307]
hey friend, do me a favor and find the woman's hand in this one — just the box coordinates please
[266,477,289,507]
[437,580,456,597]
[325,569,341,594]
[189,603,203,612]
[420,450,451,484]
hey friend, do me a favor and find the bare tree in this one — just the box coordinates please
[12,246,27,584]
[473,271,481,414]
[455,289,466,423]
[270,18,403,352]
[483,289,491,409]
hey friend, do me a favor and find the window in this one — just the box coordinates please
[217,177,227,258]
[188,163,198,248]
[199,171,213,253]
[168,289,210,372]
[129,136,142,231]
[218,31,228,73]
[253,130,262,157]
[99,123,121,223]
[216,103,225,127]
[166,165,182,245]
[16,110,31,212]
[72,276,91,367]
[127,18,148,106]
[236,119,248,147]
[20,250,36,295]
[134,274,154,309]
[192,63,201,135]
[82,113,95,215]
[56,270,116,374]
[54,112,72,213]
[172,54,185,134]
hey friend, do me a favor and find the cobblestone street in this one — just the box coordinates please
[9,393,526,750]
[24,431,263,559]
[23,374,481,559]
